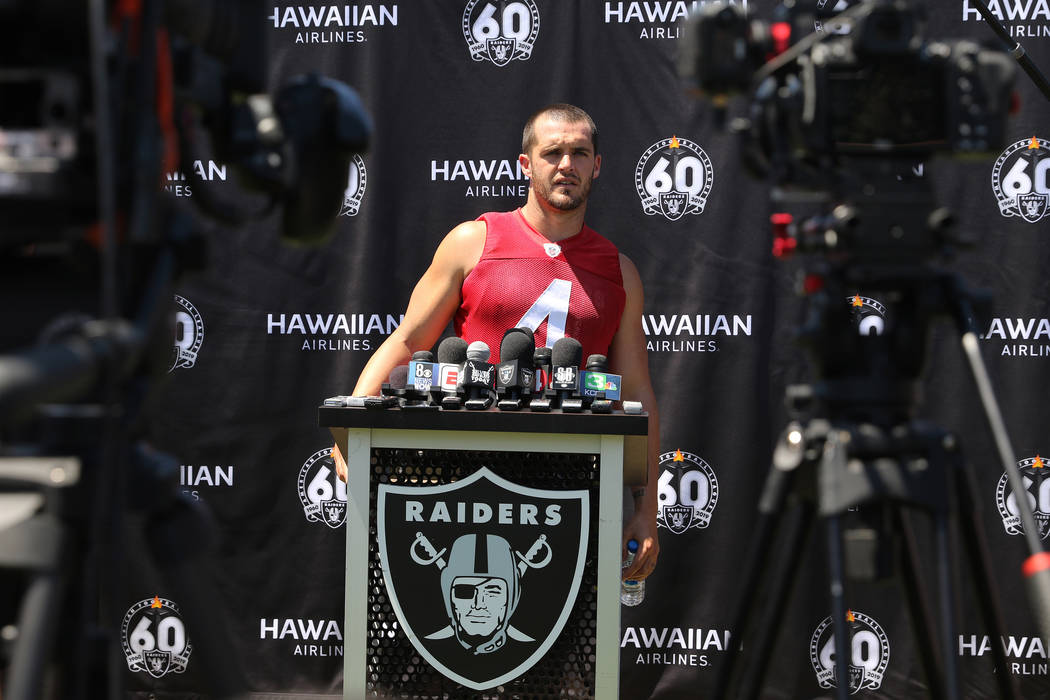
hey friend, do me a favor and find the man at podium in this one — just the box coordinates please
[332,103,661,583]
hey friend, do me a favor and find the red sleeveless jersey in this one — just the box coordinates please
[455,209,626,363]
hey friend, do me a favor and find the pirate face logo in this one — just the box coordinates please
[378,467,588,689]
[1019,192,1048,222]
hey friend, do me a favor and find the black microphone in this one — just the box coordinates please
[380,364,409,402]
[549,336,583,412]
[529,346,553,411]
[403,350,439,410]
[584,354,614,413]
[435,336,468,409]
[497,328,535,411]
[461,341,495,410]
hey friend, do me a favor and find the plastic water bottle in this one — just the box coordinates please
[621,539,645,606]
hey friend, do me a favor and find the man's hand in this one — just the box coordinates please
[621,507,659,580]
[332,442,348,483]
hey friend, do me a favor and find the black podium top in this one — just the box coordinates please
[318,405,648,436]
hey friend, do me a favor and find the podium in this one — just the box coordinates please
[321,406,648,699]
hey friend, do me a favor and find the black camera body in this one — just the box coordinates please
[682,1,1016,178]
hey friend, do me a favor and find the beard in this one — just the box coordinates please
[534,175,592,211]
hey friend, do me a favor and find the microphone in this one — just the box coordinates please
[380,364,409,401]
[582,354,621,414]
[404,351,439,410]
[529,346,553,411]
[461,341,495,410]
[435,336,468,409]
[496,327,535,411]
[549,337,584,412]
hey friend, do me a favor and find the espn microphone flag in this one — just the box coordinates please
[436,336,468,393]
[436,336,468,409]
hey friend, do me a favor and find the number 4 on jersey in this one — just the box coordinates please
[516,279,571,345]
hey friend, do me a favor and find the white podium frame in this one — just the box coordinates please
[341,427,626,700]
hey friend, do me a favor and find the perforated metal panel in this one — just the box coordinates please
[366,448,601,699]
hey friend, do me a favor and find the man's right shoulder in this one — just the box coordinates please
[436,219,487,277]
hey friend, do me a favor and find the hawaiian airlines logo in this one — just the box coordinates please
[809,610,890,694]
[463,0,540,66]
[997,455,1050,539]
[621,626,733,668]
[992,137,1050,223]
[268,4,399,45]
[339,155,366,216]
[171,295,203,372]
[643,312,752,353]
[959,631,1050,675]
[377,467,588,690]
[980,315,1050,358]
[180,465,234,503]
[657,450,718,534]
[122,596,192,678]
[848,295,886,336]
[164,159,227,198]
[267,311,402,352]
[603,1,748,40]
[962,1,1050,40]
[636,136,713,221]
[431,157,529,199]
[260,617,344,657]
[298,448,347,529]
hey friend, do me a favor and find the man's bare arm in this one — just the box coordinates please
[351,221,485,395]
[332,220,485,480]
[608,254,661,581]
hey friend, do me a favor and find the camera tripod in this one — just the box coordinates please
[711,245,1042,699]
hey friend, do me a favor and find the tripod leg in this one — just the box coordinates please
[934,514,962,700]
[712,447,806,700]
[826,515,851,700]
[895,509,948,699]
[737,503,816,700]
[954,464,1022,700]
[5,571,63,700]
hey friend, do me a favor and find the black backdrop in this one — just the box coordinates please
[125,1,1050,697]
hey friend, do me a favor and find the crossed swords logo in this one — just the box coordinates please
[410,531,552,644]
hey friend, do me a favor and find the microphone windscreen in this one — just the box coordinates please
[586,354,608,371]
[388,365,409,389]
[436,336,468,364]
[533,347,551,363]
[500,328,535,364]
[466,341,491,362]
[412,350,434,362]
[551,337,583,368]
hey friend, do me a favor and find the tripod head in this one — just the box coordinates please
[771,159,991,429]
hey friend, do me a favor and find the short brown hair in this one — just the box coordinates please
[521,103,599,155]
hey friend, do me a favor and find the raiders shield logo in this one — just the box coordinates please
[1019,192,1048,223]
[144,650,171,678]
[322,499,347,528]
[659,192,688,221]
[662,504,694,534]
[847,664,867,694]
[498,365,515,384]
[486,37,515,66]
[378,467,589,690]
